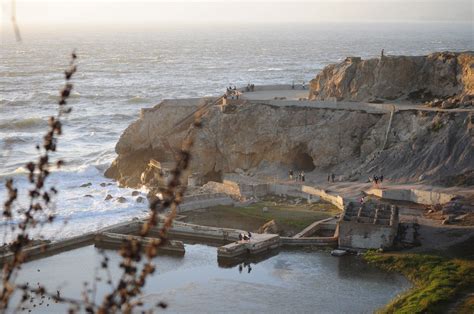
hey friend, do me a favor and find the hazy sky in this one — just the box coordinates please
[1,0,473,28]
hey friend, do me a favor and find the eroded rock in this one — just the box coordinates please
[258,220,280,234]
[309,51,473,102]
[116,196,127,203]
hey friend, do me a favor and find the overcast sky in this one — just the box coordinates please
[2,0,473,27]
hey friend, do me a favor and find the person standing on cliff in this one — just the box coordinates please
[301,171,305,182]
[331,173,335,183]
[381,49,384,59]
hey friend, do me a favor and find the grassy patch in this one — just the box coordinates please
[182,199,339,236]
[229,201,335,230]
[364,252,474,313]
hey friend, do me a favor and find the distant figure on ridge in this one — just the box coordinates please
[381,49,384,59]
[331,173,335,183]
[301,171,305,182]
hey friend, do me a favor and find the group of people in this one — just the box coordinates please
[289,169,305,182]
[370,174,384,186]
[291,81,306,90]
[224,86,241,100]
[238,262,252,274]
[245,83,255,92]
[238,231,252,242]
[327,173,336,183]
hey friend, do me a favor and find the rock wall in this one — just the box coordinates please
[309,52,474,102]
[106,52,474,188]
[106,98,473,188]
[104,98,210,187]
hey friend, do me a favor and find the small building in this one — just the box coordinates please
[338,201,399,250]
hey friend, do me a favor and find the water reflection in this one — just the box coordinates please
[13,244,410,313]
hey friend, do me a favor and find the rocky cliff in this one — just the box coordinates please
[105,52,474,188]
[106,99,473,188]
[309,51,474,104]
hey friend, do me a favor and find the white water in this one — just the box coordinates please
[0,23,472,241]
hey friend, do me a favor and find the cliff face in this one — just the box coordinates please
[106,51,474,188]
[106,99,474,188]
[309,52,474,102]
[104,98,209,187]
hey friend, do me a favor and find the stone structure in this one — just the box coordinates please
[338,202,399,250]
[366,188,456,205]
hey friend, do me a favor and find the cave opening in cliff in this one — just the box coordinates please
[289,145,316,172]
[202,169,223,183]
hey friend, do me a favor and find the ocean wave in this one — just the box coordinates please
[0,99,31,107]
[0,117,46,131]
[45,91,80,101]
[247,67,284,72]
[127,95,149,104]
[0,135,33,146]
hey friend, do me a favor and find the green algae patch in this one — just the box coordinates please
[181,198,339,236]
[364,252,474,313]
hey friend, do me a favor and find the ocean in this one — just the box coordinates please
[0,23,472,241]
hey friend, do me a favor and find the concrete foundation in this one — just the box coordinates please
[366,188,456,205]
[338,202,399,250]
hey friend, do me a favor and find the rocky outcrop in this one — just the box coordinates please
[104,98,212,187]
[106,52,474,188]
[106,98,473,188]
[309,52,474,103]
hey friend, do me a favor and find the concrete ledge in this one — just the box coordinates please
[178,193,234,212]
[281,236,338,247]
[366,188,456,205]
[95,232,185,255]
[293,217,337,238]
[0,221,142,265]
[221,179,345,210]
[217,234,280,258]
[145,221,244,243]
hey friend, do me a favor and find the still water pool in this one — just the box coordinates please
[14,244,409,313]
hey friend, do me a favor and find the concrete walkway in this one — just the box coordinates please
[239,85,474,113]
